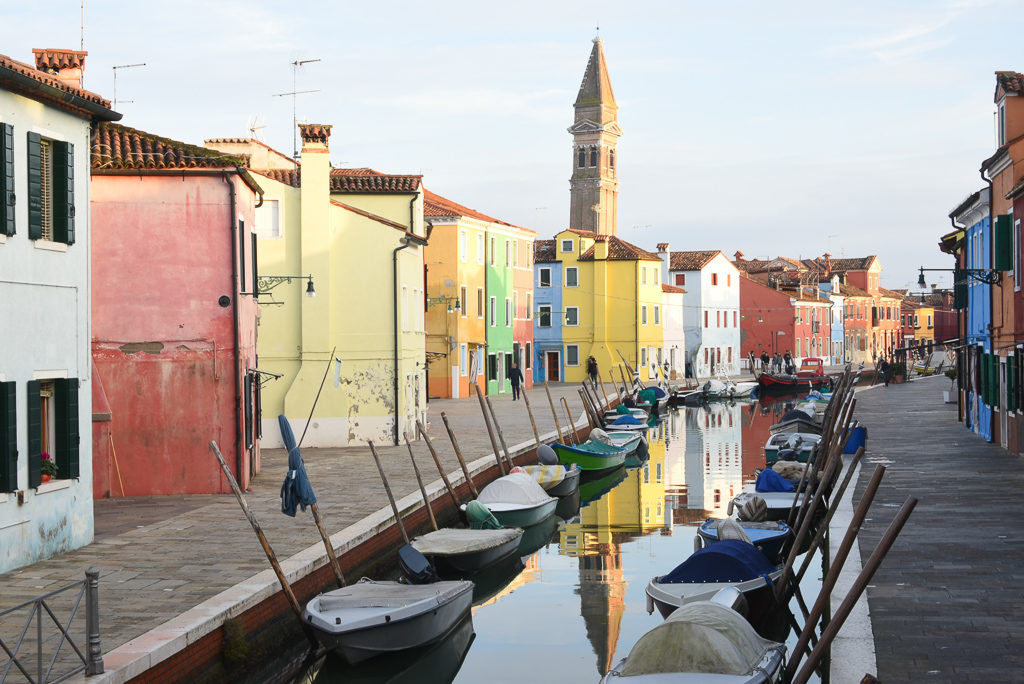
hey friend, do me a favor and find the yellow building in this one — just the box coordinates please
[206,126,427,447]
[555,230,665,384]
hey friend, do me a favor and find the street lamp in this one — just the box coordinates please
[917,266,998,287]
[256,274,317,297]
[427,295,461,313]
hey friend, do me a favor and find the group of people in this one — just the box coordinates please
[760,351,796,376]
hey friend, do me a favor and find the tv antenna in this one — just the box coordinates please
[247,115,267,140]
[112,62,145,110]
[273,58,321,159]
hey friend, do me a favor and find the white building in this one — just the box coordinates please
[0,49,119,572]
[658,246,741,378]
[661,283,687,380]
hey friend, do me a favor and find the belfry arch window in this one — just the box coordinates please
[589,146,598,167]
[609,149,615,170]
[577,147,586,168]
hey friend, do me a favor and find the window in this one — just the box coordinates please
[733,311,737,327]
[490,297,496,326]
[477,288,484,318]
[25,378,80,487]
[675,273,685,286]
[577,147,585,168]
[488,354,498,381]
[526,293,532,319]
[459,230,467,262]
[716,311,721,327]
[609,149,615,170]
[460,286,467,317]
[402,286,409,330]
[914,314,919,327]
[704,310,708,328]
[526,343,532,369]
[566,306,579,326]
[641,347,647,367]
[999,102,1006,146]
[255,199,281,238]
[928,315,933,328]
[538,305,552,327]
[711,273,718,286]
[0,380,15,491]
[654,306,660,325]
[28,134,75,245]
[641,305,648,325]
[539,267,551,288]
[566,345,580,366]
[460,344,468,376]
[1,123,13,237]
[505,240,510,268]
[561,239,573,253]
[727,274,731,287]
[505,297,511,326]
[513,291,519,320]
[796,338,801,356]
[589,146,597,167]
[565,267,578,287]
[490,237,495,266]
[477,234,485,264]
[641,267,647,285]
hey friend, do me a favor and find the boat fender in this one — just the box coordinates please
[537,444,558,465]
[727,500,734,516]
[693,535,703,553]
[645,592,654,615]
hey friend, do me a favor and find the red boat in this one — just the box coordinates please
[756,357,833,394]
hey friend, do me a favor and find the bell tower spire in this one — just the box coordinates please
[568,37,622,236]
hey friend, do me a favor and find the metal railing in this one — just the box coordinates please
[0,568,103,683]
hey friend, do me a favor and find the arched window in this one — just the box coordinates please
[577,147,585,168]
[609,149,615,170]
[589,146,598,167]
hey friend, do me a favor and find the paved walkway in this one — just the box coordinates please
[853,375,1024,683]
[0,383,591,659]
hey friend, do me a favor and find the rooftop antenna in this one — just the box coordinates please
[273,58,321,160]
[80,0,85,51]
[247,115,266,140]
[112,62,145,110]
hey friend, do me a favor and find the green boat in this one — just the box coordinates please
[552,440,627,475]
[579,465,628,505]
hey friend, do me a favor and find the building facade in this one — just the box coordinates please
[533,239,564,382]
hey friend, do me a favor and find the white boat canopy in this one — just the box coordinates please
[477,472,552,507]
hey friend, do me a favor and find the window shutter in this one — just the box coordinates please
[1,123,14,236]
[953,270,967,309]
[27,132,42,239]
[53,141,75,245]
[994,215,1012,272]
[0,382,16,492]
[55,378,80,479]
[27,380,41,487]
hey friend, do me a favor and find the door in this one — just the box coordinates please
[1000,357,1008,448]
[546,351,560,382]
[498,352,506,392]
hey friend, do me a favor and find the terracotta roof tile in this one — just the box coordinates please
[661,283,686,294]
[878,287,905,300]
[669,250,720,271]
[0,51,112,112]
[535,239,557,263]
[838,283,872,298]
[331,168,421,193]
[423,189,522,229]
[997,70,1024,96]
[579,235,661,261]
[565,228,598,237]
[32,48,87,71]
[252,168,299,186]
[91,122,245,170]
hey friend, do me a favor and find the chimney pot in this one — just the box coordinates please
[31,48,87,90]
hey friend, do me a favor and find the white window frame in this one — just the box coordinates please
[460,344,468,376]
[538,305,552,328]
[641,347,647,367]
[513,291,519,320]
[654,306,660,325]
[490,237,495,266]
[513,239,518,267]
[255,198,282,239]
[526,293,532,320]
[566,344,580,366]
[565,306,579,326]
[459,230,467,262]
[460,285,467,318]
[477,287,484,318]
[561,238,573,253]
[477,233,485,264]
[565,266,578,288]
[641,267,647,285]
[505,240,511,268]
[505,297,511,327]
[490,296,497,327]
[641,305,648,325]
[539,267,552,288]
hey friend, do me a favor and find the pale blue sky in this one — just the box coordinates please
[5,0,1022,289]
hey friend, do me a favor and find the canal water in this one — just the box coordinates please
[306,396,827,684]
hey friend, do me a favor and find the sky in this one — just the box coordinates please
[4,0,1023,290]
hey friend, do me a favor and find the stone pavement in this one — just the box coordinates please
[0,382,592,660]
[853,375,1024,683]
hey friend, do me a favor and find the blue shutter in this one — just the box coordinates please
[27,380,41,487]
[26,132,42,239]
[53,141,75,245]
[1,123,14,236]
[0,382,16,492]
[55,378,80,479]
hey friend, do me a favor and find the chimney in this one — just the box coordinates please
[822,252,832,275]
[656,242,670,285]
[733,250,745,262]
[32,49,87,89]
[594,234,609,260]
[656,242,669,255]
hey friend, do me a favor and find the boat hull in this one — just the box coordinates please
[757,373,831,394]
[646,570,782,625]
[487,498,558,529]
[553,443,627,472]
[545,466,581,497]
[696,520,791,565]
[424,533,524,576]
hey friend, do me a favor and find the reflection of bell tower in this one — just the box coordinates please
[569,37,622,236]
[578,543,626,676]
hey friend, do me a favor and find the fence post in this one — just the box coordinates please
[85,567,104,675]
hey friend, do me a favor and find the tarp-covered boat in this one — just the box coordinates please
[516,464,581,498]
[465,473,557,528]
[697,519,792,565]
[410,527,523,575]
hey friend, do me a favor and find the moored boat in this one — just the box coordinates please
[464,472,558,529]
[764,432,821,463]
[696,518,792,565]
[552,440,627,475]
[410,527,523,576]
[516,464,581,498]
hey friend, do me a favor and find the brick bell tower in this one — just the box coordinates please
[568,37,622,236]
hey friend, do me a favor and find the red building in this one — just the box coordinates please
[90,123,263,497]
[738,275,831,363]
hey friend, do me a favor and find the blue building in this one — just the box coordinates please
[533,240,564,382]
[818,275,846,364]
[950,188,992,440]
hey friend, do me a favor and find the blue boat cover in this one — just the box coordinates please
[755,469,795,493]
[660,540,777,583]
[611,415,644,426]
[651,386,668,399]
[279,414,317,517]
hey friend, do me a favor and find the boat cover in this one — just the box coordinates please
[588,428,613,444]
[518,465,567,488]
[650,386,668,399]
[713,519,752,544]
[611,415,643,426]
[562,440,625,455]
[660,540,777,584]
[314,579,473,632]
[618,600,782,676]
[755,469,795,492]
[780,408,814,423]
[477,473,552,507]
[412,528,522,555]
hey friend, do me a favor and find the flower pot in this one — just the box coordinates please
[40,474,51,483]
[893,375,906,384]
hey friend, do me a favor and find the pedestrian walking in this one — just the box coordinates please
[783,350,793,374]
[760,351,770,372]
[586,356,599,384]
[509,363,524,400]
[880,357,890,387]
[772,353,782,374]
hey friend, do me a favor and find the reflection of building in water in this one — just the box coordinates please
[579,546,625,676]
[470,554,541,612]
[663,409,688,505]
[679,402,744,519]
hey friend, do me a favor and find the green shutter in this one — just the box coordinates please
[953,272,967,309]
[27,380,40,487]
[0,382,16,492]
[1009,356,1017,412]
[994,215,1012,271]
[52,141,74,245]
[55,378,79,479]
[26,132,41,239]
[1,123,14,236]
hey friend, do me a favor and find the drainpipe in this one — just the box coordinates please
[222,172,244,483]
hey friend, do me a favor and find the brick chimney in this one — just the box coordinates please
[32,49,87,89]
[823,252,832,275]
[733,250,745,262]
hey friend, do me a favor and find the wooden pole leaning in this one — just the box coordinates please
[405,437,438,531]
[368,441,410,545]
[543,380,566,444]
[310,502,346,589]
[474,383,507,476]
[209,440,316,645]
[441,412,479,498]
[578,388,597,428]
[560,397,578,444]
[520,389,542,451]
[483,393,515,471]
[618,364,631,396]
[598,374,611,408]
[415,419,460,509]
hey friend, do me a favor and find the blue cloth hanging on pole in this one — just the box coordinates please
[279,414,317,516]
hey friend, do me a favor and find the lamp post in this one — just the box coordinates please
[255,274,317,298]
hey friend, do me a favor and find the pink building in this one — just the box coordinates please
[90,123,263,496]
[739,275,832,363]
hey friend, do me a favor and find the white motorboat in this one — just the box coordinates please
[304,577,474,664]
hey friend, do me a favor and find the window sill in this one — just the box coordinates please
[0,234,5,245]
[36,479,72,494]
[34,240,68,253]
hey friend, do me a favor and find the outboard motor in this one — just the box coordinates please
[398,545,438,585]
[776,448,799,462]
[537,443,558,465]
